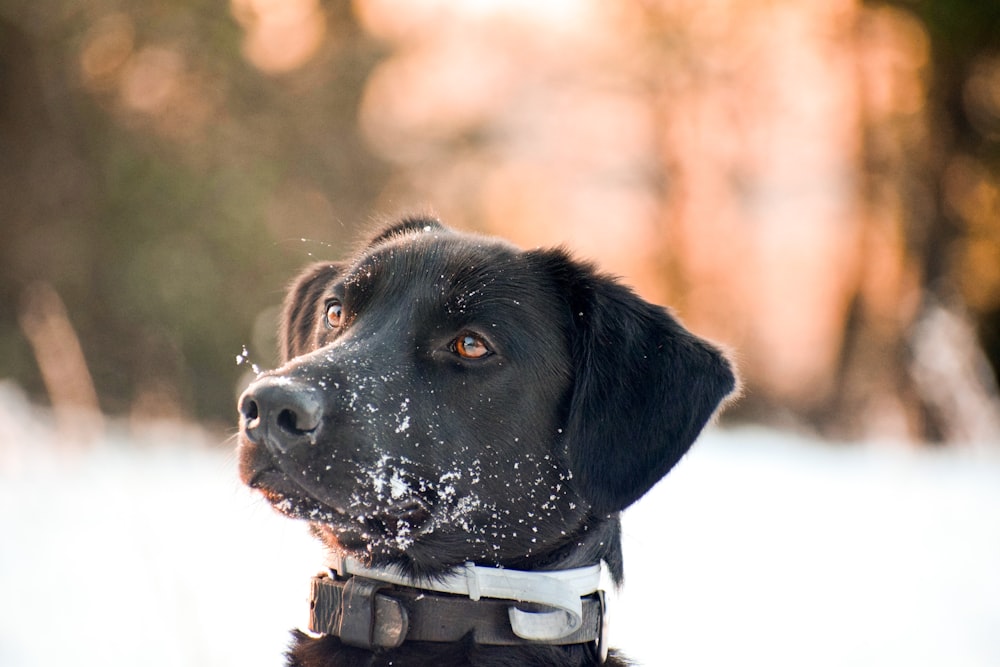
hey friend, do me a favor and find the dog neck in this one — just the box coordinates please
[307,554,608,661]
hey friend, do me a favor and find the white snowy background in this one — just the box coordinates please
[1,382,999,667]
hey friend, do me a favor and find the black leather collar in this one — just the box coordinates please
[308,571,607,658]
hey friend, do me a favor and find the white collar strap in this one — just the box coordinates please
[329,554,603,641]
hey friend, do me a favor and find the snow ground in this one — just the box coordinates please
[1,387,998,666]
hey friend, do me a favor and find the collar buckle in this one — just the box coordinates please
[309,573,408,649]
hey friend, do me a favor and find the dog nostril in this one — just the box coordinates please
[240,397,260,423]
[277,407,309,435]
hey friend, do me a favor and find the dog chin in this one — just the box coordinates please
[265,486,436,553]
[310,519,424,563]
[259,485,348,525]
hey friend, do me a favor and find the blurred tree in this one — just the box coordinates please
[857,0,1000,438]
[343,0,1000,442]
[2,0,997,442]
[909,0,1000,373]
[0,0,389,425]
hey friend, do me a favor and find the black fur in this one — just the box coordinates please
[238,218,737,666]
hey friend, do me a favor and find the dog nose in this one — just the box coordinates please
[239,376,324,453]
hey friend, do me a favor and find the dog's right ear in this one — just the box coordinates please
[279,262,344,362]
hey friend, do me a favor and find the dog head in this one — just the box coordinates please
[238,218,736,578]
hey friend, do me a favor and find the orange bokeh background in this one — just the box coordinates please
[1,0,998,442]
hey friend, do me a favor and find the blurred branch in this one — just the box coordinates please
[18,282,104,443]
[910,300,1000,443]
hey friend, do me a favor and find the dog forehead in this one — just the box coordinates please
[343,231,542,304]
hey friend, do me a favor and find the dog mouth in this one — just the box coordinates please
[249,467,435,548]
[372,497,432,533]
[249,468,347,521]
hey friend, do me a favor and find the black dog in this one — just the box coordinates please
[238,218,736,666]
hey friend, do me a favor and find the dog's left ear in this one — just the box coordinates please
[536,250,738,515]
[279,261,344,362]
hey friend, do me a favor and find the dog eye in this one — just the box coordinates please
[452,333,491,360]
[324,300,343,329]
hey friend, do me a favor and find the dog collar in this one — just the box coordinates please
[308,554,608,659]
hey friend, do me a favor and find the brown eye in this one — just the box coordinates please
[454,333,491,359]
[324,300,343,329]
